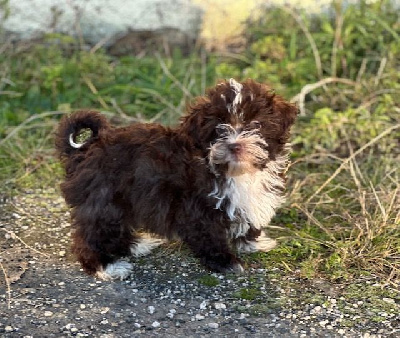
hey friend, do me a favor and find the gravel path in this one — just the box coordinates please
[1,189,399,337]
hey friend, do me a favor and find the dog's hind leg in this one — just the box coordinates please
[71,204,136,280]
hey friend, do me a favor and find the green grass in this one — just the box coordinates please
[0,0,399,285]
[198,275,220,287]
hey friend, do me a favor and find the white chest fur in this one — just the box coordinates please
[228,170,285,229]
[210,155,288,232]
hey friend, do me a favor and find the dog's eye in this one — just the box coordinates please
[216,126,226,136]
[249,121,261,129]
[215,124,234,137]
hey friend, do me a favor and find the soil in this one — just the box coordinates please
[1,189,399,337]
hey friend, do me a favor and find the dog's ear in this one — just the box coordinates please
[260,91,298,159]
[240,80,298,159]
[180,84,230,153]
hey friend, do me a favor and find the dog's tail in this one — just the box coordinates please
[55,110,110,159]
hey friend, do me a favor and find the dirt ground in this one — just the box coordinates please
[1,189,399,337]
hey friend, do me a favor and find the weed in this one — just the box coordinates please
[233,288,262,301]
[0,0,399,285]
[197,275,220,287]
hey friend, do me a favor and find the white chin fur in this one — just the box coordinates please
[130,235,166,257]
[96,260,133,281]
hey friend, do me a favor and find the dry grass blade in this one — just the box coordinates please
[0,261,11,309]
[82,76,110,110]
[306,123,400,203]
[291,77,357,115]
[0,111,66,146]
[0,229,50,258]
[292,203,335,241]
[331,5,344,77]
[284,6,323,80]
[155,53,193,99]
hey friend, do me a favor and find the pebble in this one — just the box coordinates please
[152,321,160,328]
[208,322,219,329]
[195,314,205,320]
[382,298,395,304]
[214,303,226,310]
[313,306,322,313]
[1,191,397,338]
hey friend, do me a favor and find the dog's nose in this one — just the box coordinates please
[228,143,242,154]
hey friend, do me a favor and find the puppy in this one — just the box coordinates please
[55,79,297,280]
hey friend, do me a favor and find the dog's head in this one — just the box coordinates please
[180,79,298,177]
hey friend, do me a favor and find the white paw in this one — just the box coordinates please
[96,260,133,281]
[236,232,277,253]
[236,240,258,253]
[255,232,277,252]
[130,235,166,257]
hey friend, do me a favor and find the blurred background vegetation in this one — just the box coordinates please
[0,0,399,285]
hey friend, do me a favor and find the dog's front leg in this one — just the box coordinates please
[232,225,277,253]
[177,219,244,274]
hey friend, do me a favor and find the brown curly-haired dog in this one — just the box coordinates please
[55,79,298,280]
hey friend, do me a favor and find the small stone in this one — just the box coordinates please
[80,304,86,309]
[238,313,246,320]
[208,322,219,329]
[338,329,345,335]
[100,307,109,314]
[200,301,207,310]
[214,303,226,310]
[148,306,155,314]
[59,250,66,257]
[195,314,205,320]
[152,321,160,328]
[100,319,109,325]
[313,306,322,313]
[5,326,13,332]
[134,323,141,328]
[44,311,53,317]
[383,298,395,304]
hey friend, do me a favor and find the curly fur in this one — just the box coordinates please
[55,79,298,280]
